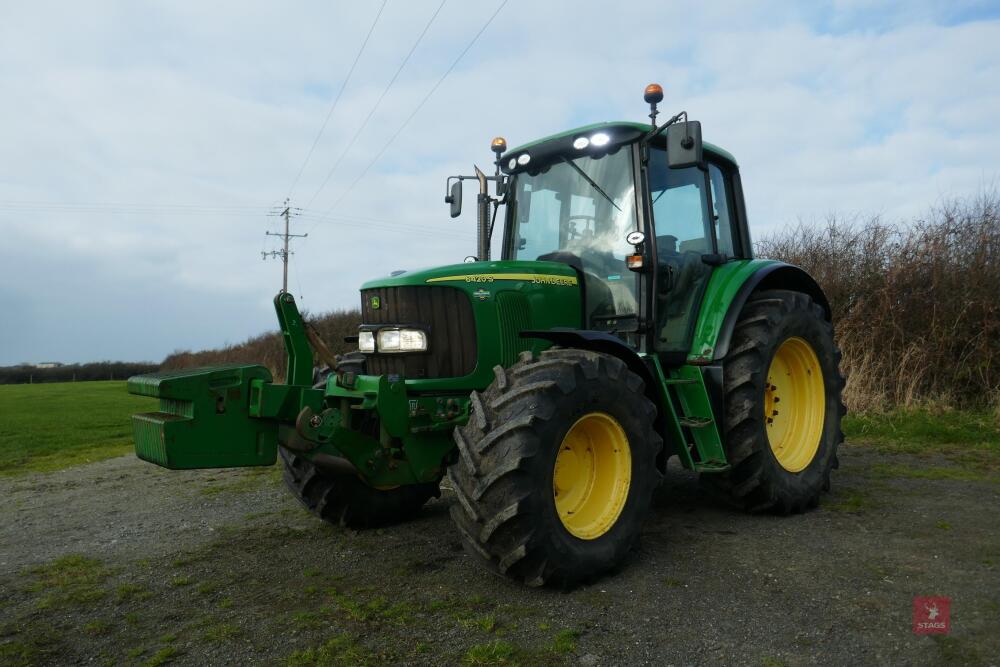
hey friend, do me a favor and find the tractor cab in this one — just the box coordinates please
[445,84,755,364]
[496,120,751,360]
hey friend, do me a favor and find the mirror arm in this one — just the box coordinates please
[644,110,687,143]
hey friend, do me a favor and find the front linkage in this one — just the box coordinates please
[129,292,467,489]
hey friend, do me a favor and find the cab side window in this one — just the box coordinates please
[709,162,735,257]
[650,165,711,255]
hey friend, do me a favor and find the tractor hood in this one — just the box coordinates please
[357,259,583,390]
[359,259,580,291]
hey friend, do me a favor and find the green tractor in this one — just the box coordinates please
[128,84,844,587]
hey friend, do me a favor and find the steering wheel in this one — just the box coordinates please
[566,215,597,240]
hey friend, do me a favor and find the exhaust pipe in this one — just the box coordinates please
[475,165,490,261]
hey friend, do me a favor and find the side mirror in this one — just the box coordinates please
[445,180,463,218]
[666,120,703,169]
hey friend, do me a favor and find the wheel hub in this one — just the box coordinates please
[764,336,826,472]
[553,412,631,540]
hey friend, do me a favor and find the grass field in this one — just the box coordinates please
[0,381,155,475]
[843,407,1000,474]
[1,380,997,477]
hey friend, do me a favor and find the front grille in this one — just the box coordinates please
[496,290,531,367]
[360,285,477,379]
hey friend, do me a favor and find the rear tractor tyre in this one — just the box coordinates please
[710,289,845,513]
[448,348,662,587]
[280,351,439,529]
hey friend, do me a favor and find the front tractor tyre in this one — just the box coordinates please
[280,449,440,529]
[713,289,845,513]
[280,353,440,529]
[448,349,662,587]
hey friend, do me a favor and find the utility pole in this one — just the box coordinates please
[263,199,307,293]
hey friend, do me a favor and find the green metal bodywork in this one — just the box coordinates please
[125,121,804,487]
[126,258,769,482]
[359,260,582,392]
[129,365,278,469]
[687,259,777,363]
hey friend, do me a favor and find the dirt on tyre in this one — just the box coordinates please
[448,348,662,587]
[709,289,845,513]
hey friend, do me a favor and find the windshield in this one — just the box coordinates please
[507,148,639,323]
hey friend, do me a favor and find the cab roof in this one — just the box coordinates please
[503,121,738,168]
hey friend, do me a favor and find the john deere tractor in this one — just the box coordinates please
[128,84,844,587]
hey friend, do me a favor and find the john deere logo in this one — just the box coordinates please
[371,296,381,310]
[473,288,490,301]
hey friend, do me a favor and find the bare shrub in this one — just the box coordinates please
[756,191,1000,412]
[160,308,361,382]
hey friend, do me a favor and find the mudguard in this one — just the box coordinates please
[689,260,831,364]
[519,328,658,396]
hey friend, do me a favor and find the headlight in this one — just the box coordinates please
[376,328,428,352]
[358,330,375,353]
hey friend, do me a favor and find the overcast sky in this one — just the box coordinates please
[1,1,998,365]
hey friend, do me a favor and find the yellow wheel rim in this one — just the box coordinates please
[553,412,632,540]
[764,337,826,472]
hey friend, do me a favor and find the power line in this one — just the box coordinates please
[284,0,388,201]
[296,210,475,239]
[318,0,508,221]
[0,200,271,216]
[303,0,448,209]
[0,200,267,210]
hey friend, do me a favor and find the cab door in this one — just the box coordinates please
[646,148,738,361]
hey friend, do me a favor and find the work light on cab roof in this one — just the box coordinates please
[125,81,844,590]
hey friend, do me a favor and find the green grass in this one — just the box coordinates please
[462,641,517,665]
[0,381,155,475]
[83,619,112,636]
[115,583,153,602]
[459,614,498,632]
[825,490,871,513]
[866,462,996,482]
[140,646,179,667]
[844,408,1000,451]
[24,554,110,609]
[845,407,1000,474]
[285,634,369,667]
[549,629,580,654]
[200,623,240,642]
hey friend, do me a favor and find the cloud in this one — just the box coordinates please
[0,1,997,364]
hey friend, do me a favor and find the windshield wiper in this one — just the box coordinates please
[561,157,621,212]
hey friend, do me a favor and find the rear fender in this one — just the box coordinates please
[691,261,831,364]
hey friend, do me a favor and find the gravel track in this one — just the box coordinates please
[1,445,997,666]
